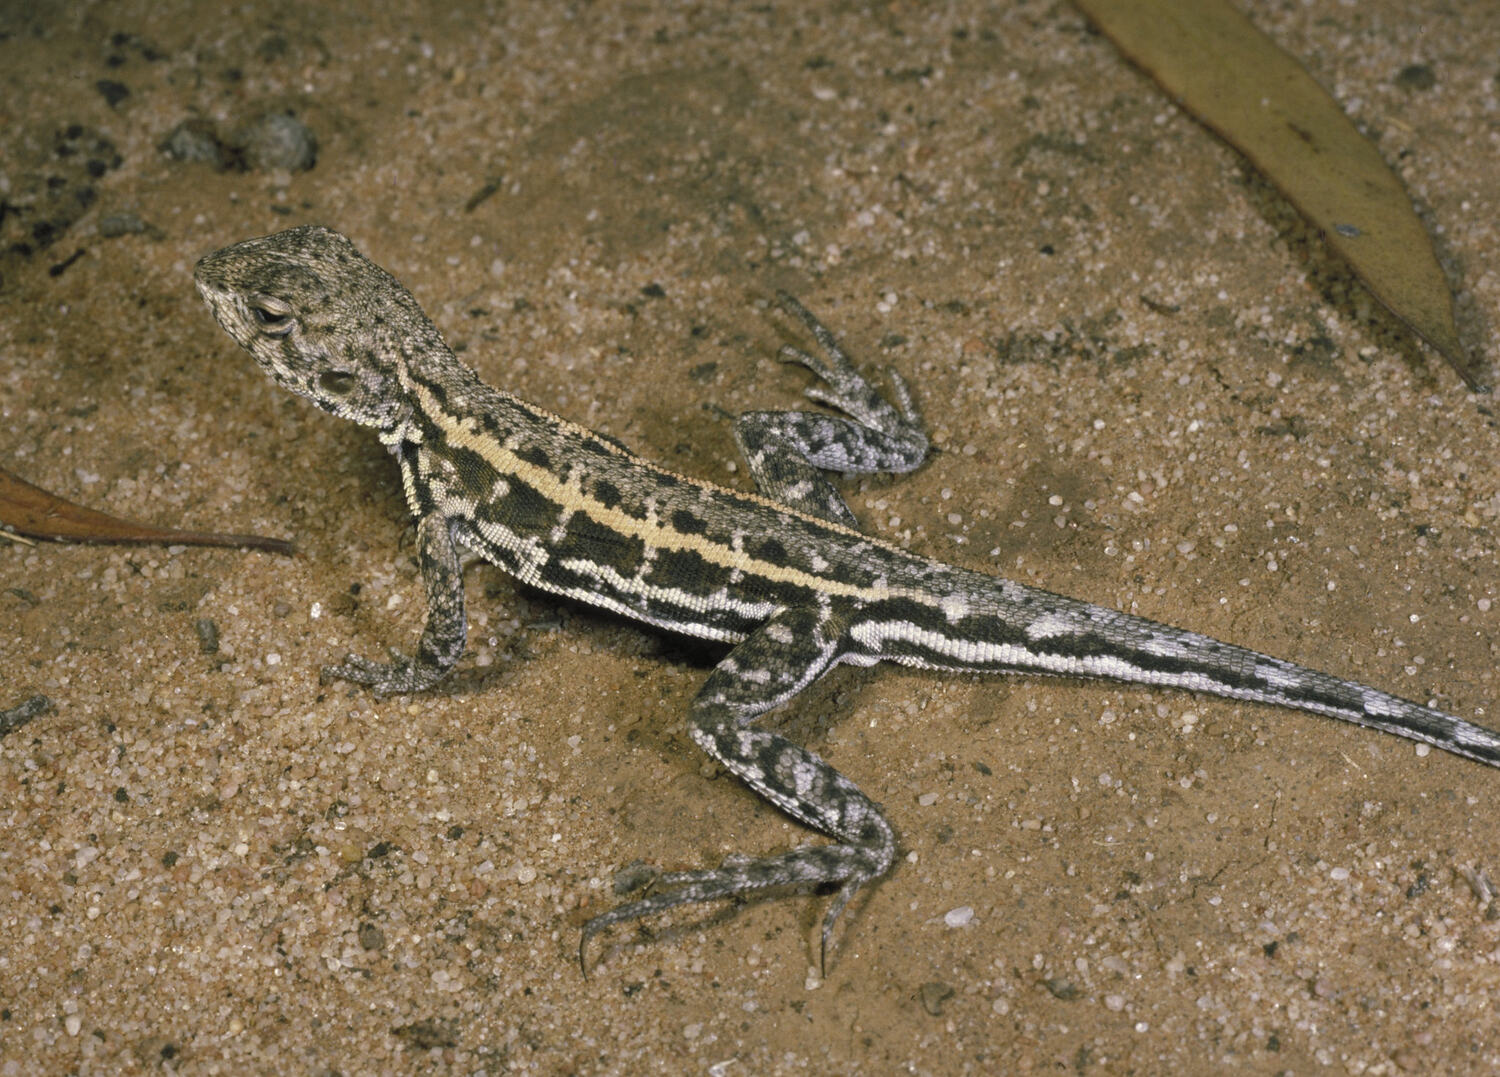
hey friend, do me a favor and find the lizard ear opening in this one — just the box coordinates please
[248,295,295,337]
[317,370,360,397]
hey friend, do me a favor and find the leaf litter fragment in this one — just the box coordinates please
[1075,0,1484,390]
[0,464,293,554]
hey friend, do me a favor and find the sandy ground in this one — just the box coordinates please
[3,1,1500,1072]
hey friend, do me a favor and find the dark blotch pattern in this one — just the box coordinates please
[592,479,622,509]
[670,509,707,535]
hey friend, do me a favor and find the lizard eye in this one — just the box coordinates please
[318,370,360,396]
[248,296,295,336]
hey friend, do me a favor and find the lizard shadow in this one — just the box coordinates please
[347,579,904,967]
[433,585,731,699]
[437,578,891,762]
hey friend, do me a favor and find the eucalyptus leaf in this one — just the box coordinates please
[1076,0,1483,389]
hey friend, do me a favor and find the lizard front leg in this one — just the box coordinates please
[733,293,929,526]
[582,604,894,970]
[325,510,466,694]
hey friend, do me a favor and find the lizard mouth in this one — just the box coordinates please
[192,275,233,328]
[193,278,254,349]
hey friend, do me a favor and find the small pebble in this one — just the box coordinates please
[95,79,129,107]
[0,695,51,738]
[918,981,954,1016]
[159,119,230,167]
[236,112,318,172]
[1043,978,1079,1000]
[943,905,974,928]
[358,922,386,951]
[99,212,149,237]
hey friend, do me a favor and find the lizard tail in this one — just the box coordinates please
[852,579,1500,768]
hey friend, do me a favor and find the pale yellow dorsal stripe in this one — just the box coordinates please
[412,380,909,602]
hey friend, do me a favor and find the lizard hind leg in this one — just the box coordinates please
[772,291,926,458]
[731,293,929,526]
[581,605,895,970]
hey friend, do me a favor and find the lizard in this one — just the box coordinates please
[194,225,1499,970]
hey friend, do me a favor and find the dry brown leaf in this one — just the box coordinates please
[0,464,293,554]
[1075,0,1483,390]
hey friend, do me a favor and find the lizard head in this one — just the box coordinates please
[195,225,421,431]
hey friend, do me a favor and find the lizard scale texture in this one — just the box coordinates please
[194,225,1499,970]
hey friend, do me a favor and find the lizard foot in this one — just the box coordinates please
[580,842,889,976]
[322,648,446,694]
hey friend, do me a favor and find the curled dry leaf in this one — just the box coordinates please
[0,464,293,554]
[1075,0,1484,390]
